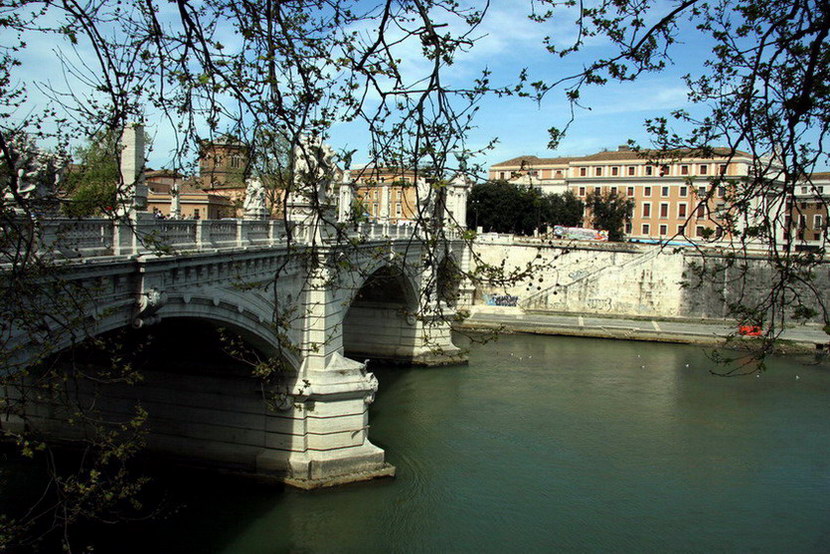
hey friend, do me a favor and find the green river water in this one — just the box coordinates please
[11,334,830,552]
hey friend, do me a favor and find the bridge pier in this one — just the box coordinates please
[257,354,394,488]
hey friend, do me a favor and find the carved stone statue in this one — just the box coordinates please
[1,132,63,216]
[290,135,342,207]
[170,183,181,219]
[287,135,343,227]
[243,176,269,219]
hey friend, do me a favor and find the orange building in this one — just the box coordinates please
[350,165,422,223]
[783,172,830,250]
[489,146,759,241]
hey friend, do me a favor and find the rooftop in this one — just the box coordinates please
[491,146,751,168]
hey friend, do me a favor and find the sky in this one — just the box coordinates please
[9,0,821,176]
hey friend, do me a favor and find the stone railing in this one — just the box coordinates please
[27,217,462,261]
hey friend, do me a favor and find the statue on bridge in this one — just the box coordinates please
[1,131,63,216]
[243,176,269,219]
[287,135,342,228]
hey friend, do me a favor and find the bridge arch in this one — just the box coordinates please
[19,313,305,475]
[341,263,421,363]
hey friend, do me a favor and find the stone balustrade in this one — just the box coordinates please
[28,217,458,261]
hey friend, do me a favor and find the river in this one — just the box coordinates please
[16,334,830,551]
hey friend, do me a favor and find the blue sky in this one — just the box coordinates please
[12,0,818,175]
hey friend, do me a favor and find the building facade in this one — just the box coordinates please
[783,172,830,250]
[350,165,422,223]
[489,146,757,241]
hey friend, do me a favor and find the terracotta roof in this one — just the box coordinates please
[491,147,752,168]
[579,147,750,162]
[490,155,575,168]
[146,169,186,178]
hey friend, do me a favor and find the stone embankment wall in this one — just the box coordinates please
[471,234,830,322]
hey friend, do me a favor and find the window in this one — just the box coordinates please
[660,203,669,218]
[642,203,651,217]
[594,187,601,194]
[642,223,650,234]
[696,225,705,237]
[677,224,686,235]
[699,164,708,175]
[194,208,200,219]
[660,164,670,176]
[719,164,727,175]
[644,186,652,197]
[801,186,808,194]
[230,155,241,169]
[678,203,687,218]
[579,187,586,196]
[580,167,587,176]
[628,166,636,176]
[698,186,707,197]
[800,214,807,228]
[500,171,506,180]
[595,167,603,176]
[610,186,618,195]
[645,166,654,176]
[662,186,669,197]
[717,186,725,198]
[625,222,632,234]
[611,166,619,176]
[395,203,402,216]
[819,186,824,194]
[681,165,689,175]
[814,214,823,229]
[680,186,688,197]
[697,204,705,218]
[659,224,668,235]
[627,187,635,197]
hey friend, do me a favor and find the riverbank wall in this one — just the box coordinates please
[470,234,830,324]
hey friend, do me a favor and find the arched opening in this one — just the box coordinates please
[14,318,301,474]
[342,265,420,363]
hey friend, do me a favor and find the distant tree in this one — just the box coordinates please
[62,131,120,218]
[467,180,525,234]
[467,181,584,235]
[62,129,151,218]
[585,190,634,241]
[540,190,584,228]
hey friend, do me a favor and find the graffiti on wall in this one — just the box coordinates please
[484,294,519,307]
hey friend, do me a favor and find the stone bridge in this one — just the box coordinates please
[3,214,471,488]
[1,123,473,488]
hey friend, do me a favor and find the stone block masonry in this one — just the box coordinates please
[471,235,830,324]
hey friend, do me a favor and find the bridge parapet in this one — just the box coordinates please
[31,216,460,261]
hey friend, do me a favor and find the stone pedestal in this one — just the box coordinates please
[116,123,148,218]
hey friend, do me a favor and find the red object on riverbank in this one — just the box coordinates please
[738,325,762,336]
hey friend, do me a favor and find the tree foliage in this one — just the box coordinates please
[467,181,583,235]
[62,131,121,218]
[0,0,828,546]
[585,190,635,242]
[528,0,830,365]
[0,1,526,548]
